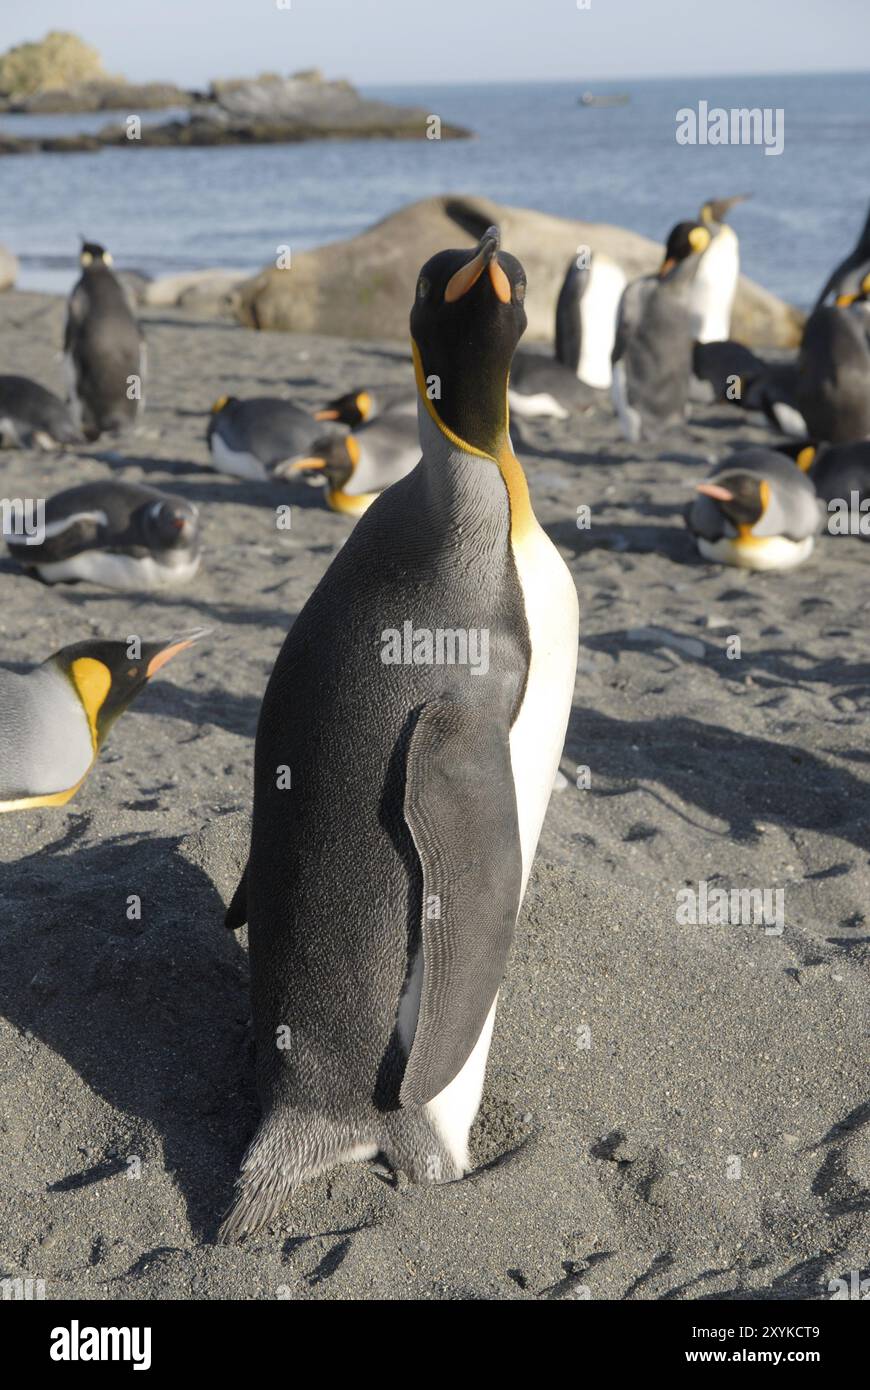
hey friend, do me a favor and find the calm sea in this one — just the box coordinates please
[1,73,867,308]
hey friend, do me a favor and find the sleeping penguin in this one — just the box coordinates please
[0,376,81,449]
[687,448,821,570]
[5,479,200,589]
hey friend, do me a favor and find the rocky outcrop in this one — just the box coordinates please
[0,80,192,114]
[0,63,469,146]
[232,194,804,350]
[0,244,18,291]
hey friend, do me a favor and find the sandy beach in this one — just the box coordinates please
[1,289,868,1302]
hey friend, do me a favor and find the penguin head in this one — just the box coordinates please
[210,394,234,415]
[699,194,750,228]
[410,225,527,456]
[282,435,357,491]
[314,390,373,427]
[659,222,711,279]
[49,629,209,750]
[144,497,200,550]
[79,240,113,269]
[695,472,770,534]
[834,269,870,307]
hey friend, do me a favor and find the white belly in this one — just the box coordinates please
[35,549,201,589]
[508,389,569,421]
[578,255,626,389]
[508,522,580,892]
[209,432,269,480]
[690,228,739,343]
[697,534,814,571]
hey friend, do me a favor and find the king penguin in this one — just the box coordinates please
[812,199,870,312]
[5,479,201,589]
[777,438,870,535]
[65,241,145,440]
[508,250,627,416]
[280,412,421,516]
[219,226,579,1240]
[313,386,417,428]
[0,629,208,812]
[0,376,81,449]
[689,194,749,343]
[206,395,334,480]
[687,448,821,571]
[796,278,870,443]
[612,220,711,442]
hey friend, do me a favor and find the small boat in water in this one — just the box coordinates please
[579,91,630,107]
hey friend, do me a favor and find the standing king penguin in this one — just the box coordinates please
[689,195,748,343]
[612,220,711,443]
[65,241,145,440]
[220,228,579,1240]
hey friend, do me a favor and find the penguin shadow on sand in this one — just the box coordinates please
[545,514,697,563]
[0,816,254,1241]
[564,704,870,855]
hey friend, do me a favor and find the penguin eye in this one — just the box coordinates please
[417,277,430,300]
[515,280,526,303]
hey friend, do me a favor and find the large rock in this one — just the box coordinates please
[0,30,107,99]
[232,195,804,349]
[141,268,251,314]
[4,80,192,113]
[0,244,18,291]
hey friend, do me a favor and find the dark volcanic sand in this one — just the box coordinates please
[0,292,868,1300]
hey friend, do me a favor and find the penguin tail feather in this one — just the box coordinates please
[217,1110,362,1243]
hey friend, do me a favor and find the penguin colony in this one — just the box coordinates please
[1,192,869,1239]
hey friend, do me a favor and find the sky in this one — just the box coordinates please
[0,0,868,87]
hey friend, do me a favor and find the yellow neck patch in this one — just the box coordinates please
[796,445,815,473]
[70,657,111,751]
[411,339,535,543]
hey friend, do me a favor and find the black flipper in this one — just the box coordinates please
[225,863,248,930]
[400,699,523,1108]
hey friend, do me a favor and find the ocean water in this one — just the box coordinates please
[1,72,867,307]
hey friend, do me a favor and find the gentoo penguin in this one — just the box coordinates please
[689,194,749,343]
[313,386,416,428]
[0,376,81,449]
[65,241,145,440]
[4,480,200,589]
[219,227,579,1240]
[508,251,627,416]
[687,448,821,570]
[0,628,207,812]
[690,343,806,436]
[812,200,870,312]
[280,413,421,516]
[206,395,331,480]
[796,284,870,443]
[612,220,711,442]
[777,438,870,535]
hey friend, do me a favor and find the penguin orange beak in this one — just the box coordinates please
[313,408,340,420]
[659,258,676,277]
[285,456,327,474]
[444,226,512,304]
[695,482,735,502]
[145,627,211,678]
